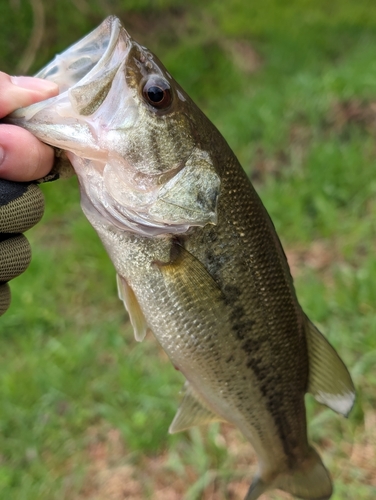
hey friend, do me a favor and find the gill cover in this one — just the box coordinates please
[7,17,220,236]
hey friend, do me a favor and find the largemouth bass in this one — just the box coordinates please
[7,17,355,500]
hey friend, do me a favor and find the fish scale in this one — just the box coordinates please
[98,152,311,477]
[6,16,355,500]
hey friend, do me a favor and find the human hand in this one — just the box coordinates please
[0,72,59,315]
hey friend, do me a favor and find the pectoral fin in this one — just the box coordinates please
[156,242,224,302]
[157,244,228,433]
[169,382,224,434]
[305,316,355,416]
[116,274,149,342]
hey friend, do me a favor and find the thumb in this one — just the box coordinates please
[0,72,58,117]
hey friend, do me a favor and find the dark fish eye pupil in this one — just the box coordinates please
[142,78,172,109]
[147,86,164,103]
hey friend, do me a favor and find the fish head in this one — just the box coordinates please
[8,17,221,236]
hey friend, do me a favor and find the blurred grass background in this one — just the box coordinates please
[0,0,376,499]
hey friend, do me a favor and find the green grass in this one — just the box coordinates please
[0,0,376,498]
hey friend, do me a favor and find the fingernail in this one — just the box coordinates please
[10,76,58,94]
[0,146,5,168]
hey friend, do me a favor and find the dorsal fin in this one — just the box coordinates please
[116,274,149,342]
[169,382,225,434]
[305,316,355,416]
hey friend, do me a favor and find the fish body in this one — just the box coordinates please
[8,17,355,500]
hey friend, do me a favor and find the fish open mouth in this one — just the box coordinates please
[7,16,132,157]
[35,16,129,93]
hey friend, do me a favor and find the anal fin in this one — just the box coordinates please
[117,274,150,342]
[169,382,225,434]
[305,316,355,416]
[244,477,268,500]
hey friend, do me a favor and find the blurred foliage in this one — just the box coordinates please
[0,0,376,499]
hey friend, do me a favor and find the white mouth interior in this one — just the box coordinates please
[35,16,125,92]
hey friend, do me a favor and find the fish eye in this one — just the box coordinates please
[142,77,172,109]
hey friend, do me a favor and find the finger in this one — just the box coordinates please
[0,124,55,181]
[0,72,58,117]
